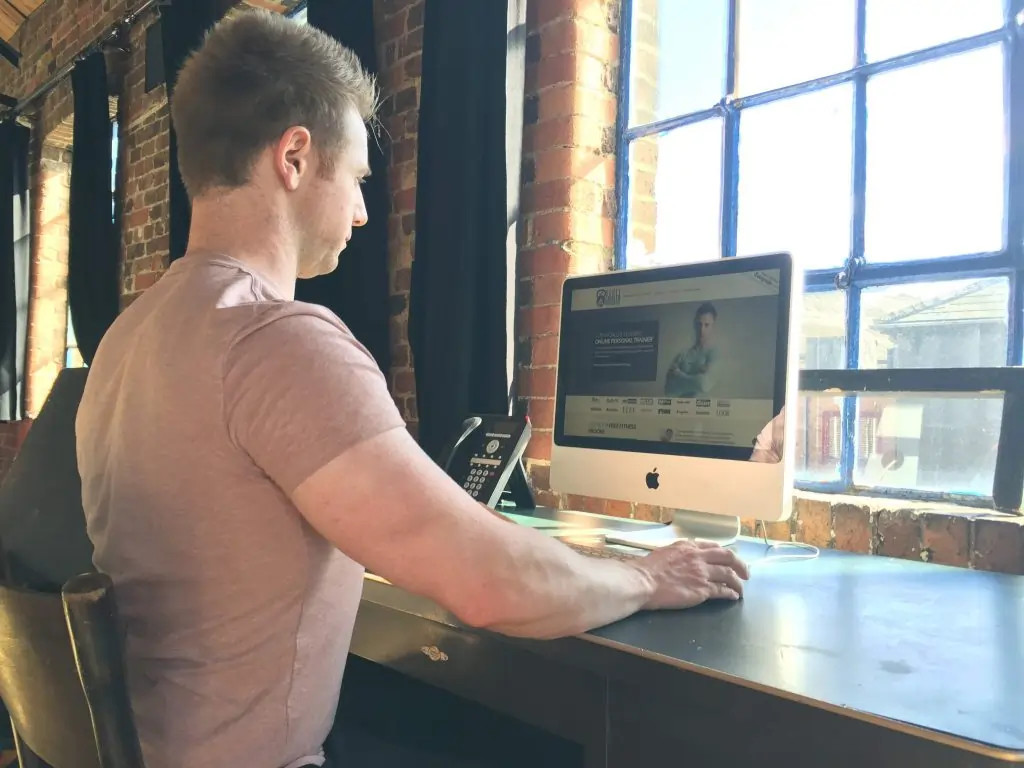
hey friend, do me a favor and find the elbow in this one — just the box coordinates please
[450,589,515,633]
[447,588,567,639]
[451,596,498,632]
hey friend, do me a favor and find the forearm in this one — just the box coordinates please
[456,523,655,639]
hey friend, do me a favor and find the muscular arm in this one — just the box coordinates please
[290,426,655,639]
[224,309,654,640]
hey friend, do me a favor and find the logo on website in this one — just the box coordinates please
[658,398,672,406]
[595,288,621,307]
[657,408,672,415]
[696,399,711,409]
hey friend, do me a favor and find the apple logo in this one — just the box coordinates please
[645,468,660,490]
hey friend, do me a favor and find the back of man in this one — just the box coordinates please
[76,252,403,767]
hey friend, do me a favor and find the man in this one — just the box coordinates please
[665,303,718,397]
[75,11,749,768]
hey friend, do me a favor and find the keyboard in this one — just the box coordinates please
[563,540,644,562]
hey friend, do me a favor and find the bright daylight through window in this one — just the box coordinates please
[618,0,1022,502]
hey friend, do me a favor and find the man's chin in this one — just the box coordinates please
[298,254,341,280]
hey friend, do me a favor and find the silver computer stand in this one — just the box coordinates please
[604,509,741,550]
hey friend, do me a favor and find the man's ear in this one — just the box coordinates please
[274,126,313,192]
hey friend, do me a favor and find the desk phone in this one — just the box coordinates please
[440,414,534,509]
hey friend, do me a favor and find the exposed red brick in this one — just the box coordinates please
[833,503,873,553]
[517,305,562,338]
[876,509,921,560]
[760,518,793,543]
[792,497,833,549]
[526,397,555,431]
[519,367,557,399]
[527,430,553,462]
[973,518,1024,575]
[921,512,970,567]
[530,335,561,367]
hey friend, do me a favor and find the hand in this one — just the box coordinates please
[634,539,749,610]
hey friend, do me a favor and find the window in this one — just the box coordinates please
[618,1,1023,503]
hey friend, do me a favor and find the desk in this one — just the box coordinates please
[347,507,1024,767]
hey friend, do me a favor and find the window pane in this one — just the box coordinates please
[853,393,1001,497]
[793,395,843,483]
[630,0,728,126]
[866,0,1004,61]
[626,119,723,268]
[859,278,1009,369]
[737,84,853,270]
[800,291,847,369]
[736,0,856,95]
[864,45,1006,262]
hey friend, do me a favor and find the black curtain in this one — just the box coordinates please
[69,52,120,368]
[298,0,392,375]
[0,121,30,421]
[410,0,527,461]
[160,0,228,263]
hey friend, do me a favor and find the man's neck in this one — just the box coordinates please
[186,191,300,300]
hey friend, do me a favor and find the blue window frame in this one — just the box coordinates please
[616,0,1024,505]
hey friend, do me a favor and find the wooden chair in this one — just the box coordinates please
[0,570,145,768]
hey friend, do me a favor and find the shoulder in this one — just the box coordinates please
[223,299,381,381]
[228,300,366,355]
[232,299,349,340]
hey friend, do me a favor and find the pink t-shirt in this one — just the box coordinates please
[75,252,406,768]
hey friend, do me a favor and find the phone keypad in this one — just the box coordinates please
[463,465,497,499]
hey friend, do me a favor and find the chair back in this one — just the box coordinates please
[0,571,144,768]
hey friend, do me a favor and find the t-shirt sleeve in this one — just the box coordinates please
[222,306,407,496]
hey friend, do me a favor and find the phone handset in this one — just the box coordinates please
[441,416,484,475]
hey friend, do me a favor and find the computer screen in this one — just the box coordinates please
[554,254,791,463]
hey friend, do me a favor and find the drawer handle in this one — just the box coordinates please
[420,645,449,662]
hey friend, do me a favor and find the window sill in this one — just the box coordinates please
[752,490,1024,575]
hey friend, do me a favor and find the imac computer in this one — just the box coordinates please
[549,252,800,548]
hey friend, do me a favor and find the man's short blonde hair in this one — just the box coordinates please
[170,9,378,199]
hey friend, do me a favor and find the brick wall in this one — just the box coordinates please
[120,12,170,307]
[0,0,1021,574]
[375,0,422,434]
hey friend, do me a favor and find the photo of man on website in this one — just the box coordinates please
[664,303,719,398]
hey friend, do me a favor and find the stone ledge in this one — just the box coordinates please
[752,490,1024,575]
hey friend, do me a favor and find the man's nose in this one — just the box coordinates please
[353,190,368,227]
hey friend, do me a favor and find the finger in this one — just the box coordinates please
[701,547,751,579]
[709,582,741,601]
[694,538,724,549]
[707,565,746,596]
[665,539,701,552]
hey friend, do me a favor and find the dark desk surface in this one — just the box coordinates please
[363,506,1024,761]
